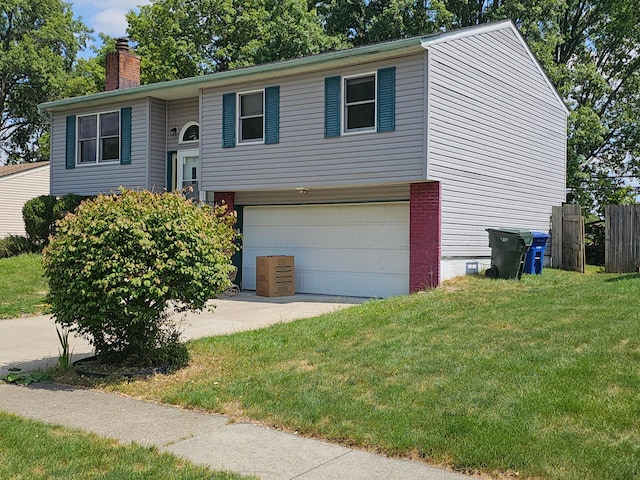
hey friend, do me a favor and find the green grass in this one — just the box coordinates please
[0,253,48,319]
[90,269,639,479]
[0,411,251,479]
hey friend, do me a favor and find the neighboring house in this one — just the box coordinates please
[0,162,50,238]
[39,21,568,298]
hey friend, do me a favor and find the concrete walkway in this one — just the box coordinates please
[0,292,364,377]
[0,293,476,480]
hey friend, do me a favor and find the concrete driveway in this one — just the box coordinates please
[0,292,365,377]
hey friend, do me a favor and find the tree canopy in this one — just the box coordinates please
[126,0,347,83]
[0,0,90,163]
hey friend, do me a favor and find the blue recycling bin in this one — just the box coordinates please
[523,231,549,274]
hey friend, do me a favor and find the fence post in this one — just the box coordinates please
[606,204,640,273]
[551,205,563,268]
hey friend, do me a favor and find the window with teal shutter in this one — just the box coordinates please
[265,86,280,144]
[324,76,341,138]
[65,115,76,169]
[377,67,395,132]
[223,93,236,148]
[120,107,132,164]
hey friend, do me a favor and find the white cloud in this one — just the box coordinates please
[71,1,151,36]
[91,8,129,37]
[74,0,150,11]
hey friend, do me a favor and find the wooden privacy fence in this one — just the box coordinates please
[605,205,640,273]
[551,204,585,273]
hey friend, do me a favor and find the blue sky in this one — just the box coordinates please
[70,0,151,54]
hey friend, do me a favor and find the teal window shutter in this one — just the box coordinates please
[324,76,341,138]
[377,67,395,132]
[120,107,132,164]
[265,86,280,145]
[65,115,76,169]
[166,151,176,191]
[223,93,236,148]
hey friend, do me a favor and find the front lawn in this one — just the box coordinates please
[0,411,251,479]
[0,253,47,319]
[102,268,640,480]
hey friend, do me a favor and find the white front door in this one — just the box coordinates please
[177,149,200,200]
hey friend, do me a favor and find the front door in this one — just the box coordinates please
[177,149,200,200]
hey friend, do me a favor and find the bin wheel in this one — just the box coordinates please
[485,266,499,279]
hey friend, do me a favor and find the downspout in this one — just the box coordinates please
[422,46,430,180]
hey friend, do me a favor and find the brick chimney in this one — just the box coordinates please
[105,38,140,91]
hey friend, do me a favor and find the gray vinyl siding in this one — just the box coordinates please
[200,54,426,191]
[149,98,167,191]
[167,97,200,151]
[50,99,149,196]
[426,27,567,258]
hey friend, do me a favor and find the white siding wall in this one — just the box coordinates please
[200,54,426,191]
[0,165,50,237]
[426,27,567,265]
[50,99,150,196]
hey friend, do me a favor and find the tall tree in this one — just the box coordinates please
[0,0,90,163]
[63,34,118,98]
[127,0,347,84]
[315,0,446,46]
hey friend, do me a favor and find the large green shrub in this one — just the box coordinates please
[0,235,37,259]
[43,189,238,367]
[22,195,57,248]
[53,193,84,223]
[22,193,85,250]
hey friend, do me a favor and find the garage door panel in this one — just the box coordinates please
[301,250,408,274]
[245,225,408,250]
[242,203,409,297]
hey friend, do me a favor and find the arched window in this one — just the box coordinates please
[179,122,199,143]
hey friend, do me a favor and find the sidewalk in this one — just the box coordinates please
[0,383,473,480]
[0,293,477,480]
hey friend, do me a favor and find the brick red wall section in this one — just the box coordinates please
[410,182,441,291]
[105,51,140,91]
[213,192,235,215]
[105,53,119,91]
[118,53,140,89]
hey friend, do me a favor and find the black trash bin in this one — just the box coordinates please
[485,228,533,280]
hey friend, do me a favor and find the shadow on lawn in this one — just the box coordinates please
[605,273,640,282]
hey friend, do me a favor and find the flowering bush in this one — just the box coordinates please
[43,188,238,367]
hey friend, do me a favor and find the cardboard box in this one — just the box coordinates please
[256,256,294,297]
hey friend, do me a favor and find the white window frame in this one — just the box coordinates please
[178,121,200,144]
[342,72,377,135]
[237,89,265,145]
[76,110,121,166]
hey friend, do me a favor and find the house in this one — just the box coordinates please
[38,21,568,298]
[0,162,51,238]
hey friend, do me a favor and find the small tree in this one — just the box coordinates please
[43,189,238,367]
[22,195,57,248]
[23,193,85,249]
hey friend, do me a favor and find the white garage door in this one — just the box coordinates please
[242,202,409,297]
